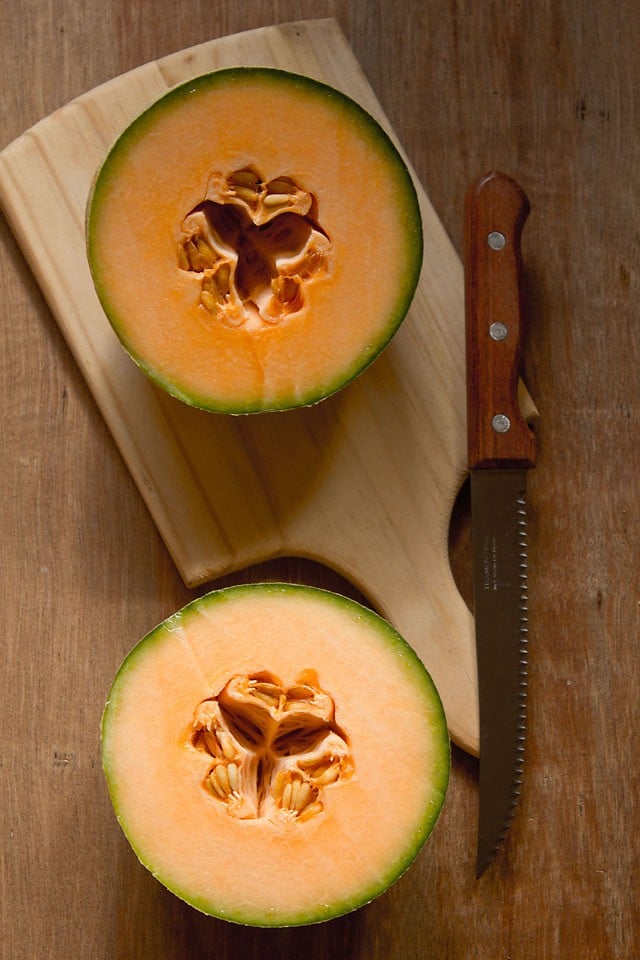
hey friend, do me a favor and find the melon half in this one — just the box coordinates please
[101,584,450,926]
[86,68,423,413]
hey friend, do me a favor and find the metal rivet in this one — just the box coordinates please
[489,322,508,341]
[492,414,511,433]
[488,231,506,250]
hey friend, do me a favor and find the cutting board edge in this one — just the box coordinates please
[0,19,481,756]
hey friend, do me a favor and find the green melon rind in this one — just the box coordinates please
[86,68,423,414]
[101,582,449,927]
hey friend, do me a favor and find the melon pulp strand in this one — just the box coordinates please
[86,68,423,413]
[101,583,450,926]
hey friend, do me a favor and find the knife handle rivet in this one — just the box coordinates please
[492,413,511,433]
[489,321,508,342]
[487,230,506,250]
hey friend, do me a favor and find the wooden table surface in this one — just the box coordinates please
[1,2,637,958]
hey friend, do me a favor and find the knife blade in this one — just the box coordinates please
[464,170,536,877]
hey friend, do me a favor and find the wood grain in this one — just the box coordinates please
[464,170,536,469]
[0,19,478,757]
[1,1,639,958]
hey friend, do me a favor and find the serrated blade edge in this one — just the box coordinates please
[471,469,530,876]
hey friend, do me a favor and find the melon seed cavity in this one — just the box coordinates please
[177,168,332,329]
[191,670,353,823]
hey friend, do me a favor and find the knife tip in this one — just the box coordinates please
[475,852,494,879]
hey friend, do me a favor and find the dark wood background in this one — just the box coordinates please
[1,2,637,957]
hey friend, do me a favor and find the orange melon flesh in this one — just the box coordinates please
[87,69,423,412]
[101,584,450,926]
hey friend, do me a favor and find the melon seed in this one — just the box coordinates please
[294,780,312,811]
[201,729,220,756]
[319,764,340,786]
[267,177,295,194]
[227,762,239,792]
[233,185,259,204]
[200,289,217,313]
[214,764,231,795]
[263,193,292,208]
[229,169,260,188]
[252,690,280,707]
[193,670,352,823]
[214,262,231,296]
[286,685,314,701]
[298,800,324,823]
[208,770,226,798]
[291,778,302,807]
[195,237,217,264]
[178,166,332,330]
[250,680,282,696]
[218,731,237,760]
[177,243,190,271]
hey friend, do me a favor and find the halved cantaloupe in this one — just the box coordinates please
[101,583,450,926]
[86,68,423,413]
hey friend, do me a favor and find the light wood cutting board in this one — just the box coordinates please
[0,19,479,755]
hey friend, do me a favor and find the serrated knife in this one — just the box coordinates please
[464,170,536,877]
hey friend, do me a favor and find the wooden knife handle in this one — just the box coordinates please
[464,170,536,469]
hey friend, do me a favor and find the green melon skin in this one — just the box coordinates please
[86,68,423,414]
[101,584,450,926]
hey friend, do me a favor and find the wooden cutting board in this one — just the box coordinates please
[0,18,479,756]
